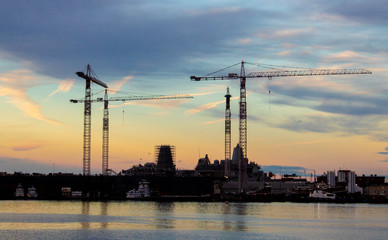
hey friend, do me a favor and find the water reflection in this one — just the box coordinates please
[234,203,247,231]
[80,201,90,229]
[154,202,176,229]
[327,204,356,218]
[313,203,321,219]
[194,202,211,230]
[313,203,356,220]
[222,202,232,231]
[100,201,108,229]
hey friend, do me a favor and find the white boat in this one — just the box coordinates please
[15,184,24,198]
[309,190,335,200]
[126,181,151,199]
[27,185,38,198]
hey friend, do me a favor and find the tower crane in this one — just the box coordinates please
[190,60,372,193]
[71,90,193,175]
[75,64,108,176]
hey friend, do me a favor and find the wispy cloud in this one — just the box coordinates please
[48,79,74,97]
[199,118,224,125]
[210,7,242,14]
[237,38,251,45]
[190,91,218,96]
[0,87,61,125]
[277,50,292,56]
[379,146,388,163]
[258,27,315,40]
[185,99,224,114]
[322,50,379,63]
[275,140,324,147]
[185,96,239,115]
[261,165,311,175]
[0,156,78,174]
[378,147,388,155]
[12,144,44,151]
[0,70,61,125]
[109,75,133,94]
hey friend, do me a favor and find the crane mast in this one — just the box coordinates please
[239,62,248,192]
[71,93,193,175]
[225,87,231,178]
[191,60,371,194]
[102,89,109,175]
[84,70,91,176]
[76,65,108,176]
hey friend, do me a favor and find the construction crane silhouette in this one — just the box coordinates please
[71,89,193,175]
[75,64,108,176]
[190,60,372,193]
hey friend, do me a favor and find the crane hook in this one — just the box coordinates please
[268,90,271,111]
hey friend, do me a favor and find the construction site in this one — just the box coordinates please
[1,62,386,203]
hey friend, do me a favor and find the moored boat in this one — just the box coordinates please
[126,180,151,199]
[27,185,38,198]
[15,183,24,198]
[309,190,336,201]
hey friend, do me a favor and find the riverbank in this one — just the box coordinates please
[1,174,387,203]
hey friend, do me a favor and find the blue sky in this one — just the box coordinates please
[1,0,388,175]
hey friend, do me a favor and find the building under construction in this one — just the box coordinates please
[155,145,176,174]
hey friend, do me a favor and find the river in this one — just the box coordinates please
[0,201,387,239]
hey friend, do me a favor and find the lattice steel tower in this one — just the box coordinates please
[102,89,109,175]
[224,87,231,177]
[84,67,92,175]
[238,62,248,193]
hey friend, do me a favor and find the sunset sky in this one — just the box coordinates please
[1,0,388,177]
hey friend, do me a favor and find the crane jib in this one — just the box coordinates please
[190,69,371,81]
[76,71,108,88]
[247,69,372,78]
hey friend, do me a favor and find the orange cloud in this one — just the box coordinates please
[200,118,224,125]
[48,79,74,97]
[0,69,62,125]
[322,51,379,63]
[190,92,218,96]
[275,140,324,147]
[109,75,133,94]
[258,27,314,40]
[277,50,292,56]
[185,99,224,114]
[13,144,44,151]
[273,27,314,38]
[270,75,350,91]
[185,96,239,114]
[237,38,251,45]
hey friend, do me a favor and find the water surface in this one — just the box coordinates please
[0,201,387,239]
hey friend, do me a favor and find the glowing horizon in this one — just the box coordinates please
[1,1,388,177]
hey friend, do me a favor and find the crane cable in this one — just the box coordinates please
[122,107,125,126]
[205,62,241,76]
[269,89,271,111]
[245,62,313,71]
